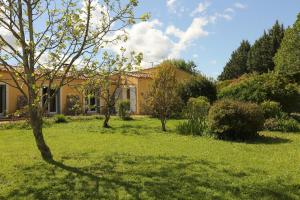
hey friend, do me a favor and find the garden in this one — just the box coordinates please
[0,0,300,199]
[0,116,300,199]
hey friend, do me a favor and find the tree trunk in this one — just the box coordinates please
[160,116,167,132]
[29,106,53,160]
[103,110,111,128]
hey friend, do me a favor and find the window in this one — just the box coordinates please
[42,87,59,113]
[86,93,97,112]
[127,88,130,100]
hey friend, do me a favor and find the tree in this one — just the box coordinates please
[166,59,198,74]
[247,21,285,73]
[218,40,251,80]
[83,50,142,128]
[177,75,217,104]
[274,14,300,80]
[0,0,140,160]
[145,62,181,131]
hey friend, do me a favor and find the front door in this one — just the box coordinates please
[0,85,6,116]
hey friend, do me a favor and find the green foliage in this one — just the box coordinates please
[54,114,68,123]
[146,62,181,131]
[208,99,265,140]
[177,96,210,135]
[117,100,131,120]
[274,14,300,81]
[260,101,282,119]
[264,118,300,132]
[218,73,300,113]
[65,95,82,116]
[162,59,198,74]
[178,75,217,104]
[218,40,251,80]
[247,21,285,73]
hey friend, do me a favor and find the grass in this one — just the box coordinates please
[0,116,300,200]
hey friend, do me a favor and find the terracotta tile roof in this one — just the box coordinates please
[126,72,152,79]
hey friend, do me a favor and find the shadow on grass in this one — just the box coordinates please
[245,135,292,144]
[4,154,300,200]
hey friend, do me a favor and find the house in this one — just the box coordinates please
[0,66,192,117]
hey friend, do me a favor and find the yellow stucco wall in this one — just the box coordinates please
[0,70,84,115]
[0,66,192,116]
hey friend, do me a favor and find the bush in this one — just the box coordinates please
[54,114,68,123]
[264,118,300,132]
[260,101,282,119]
[177,75,217,104]
[177,96,210,135]
[208,99,264,140]
[218,73,300,113]
[14,95,29,118]
[117,100,131,120]
[65,95,82,115]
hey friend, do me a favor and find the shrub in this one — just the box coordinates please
[218,72,300,113]
[264,118,300,132]
[65,95,82,116]
[177,96,210,135]
[178,75,217,104]
[260,101,282,119]
[208,99,264,140]
[117,100,131,120]
[13,95,29,118]
[54,114,68,123]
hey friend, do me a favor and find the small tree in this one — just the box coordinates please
[83,50,142,128]
[146,62,181,131]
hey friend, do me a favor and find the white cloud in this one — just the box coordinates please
[166,0,176,9]
[166,25,184,38]
[169,17,209,58]
[109,20,174,66]
[109,17,210,67]
[191,1,211,16]
[225,8,235,13]
[234,3,247,9]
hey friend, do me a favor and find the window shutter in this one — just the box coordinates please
[130,87,136,113]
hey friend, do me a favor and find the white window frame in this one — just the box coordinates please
[85,94,98,113]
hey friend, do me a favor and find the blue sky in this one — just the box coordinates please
[127,0,300,78]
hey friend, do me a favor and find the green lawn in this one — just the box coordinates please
[0,116,300,200]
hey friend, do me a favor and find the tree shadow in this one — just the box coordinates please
[245,135,292,144]
[220,134,292,145]
[4,154,300,200]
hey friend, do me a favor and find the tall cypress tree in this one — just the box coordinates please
[274,14,300,80]
[247,21,285,73]
[218,40,251,81]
